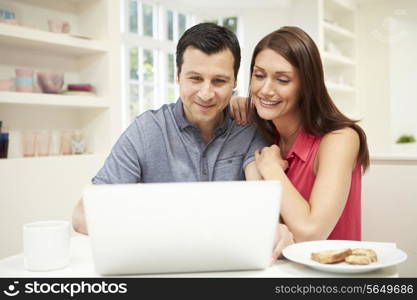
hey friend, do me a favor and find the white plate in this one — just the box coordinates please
[282,240,407,274]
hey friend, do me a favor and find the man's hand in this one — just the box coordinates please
[271,223,294,265]
[229,96,251,125]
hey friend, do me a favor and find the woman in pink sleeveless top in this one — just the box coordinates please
[235,27,369,242]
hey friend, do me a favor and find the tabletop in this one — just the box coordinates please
[0,236,398,278]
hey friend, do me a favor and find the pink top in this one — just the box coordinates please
[281,130,362,241]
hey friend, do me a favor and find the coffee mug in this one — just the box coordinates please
[48,20,71,34]
[0,79,14,91]
[15,69,33,93]
[23,221,70,271]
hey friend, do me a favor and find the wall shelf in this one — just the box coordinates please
[0,92,110,109]
[323,51,355,66]
[0,23,109,57]
[323,21,355,40]
[326,82,356,93]
[331,0,355,12]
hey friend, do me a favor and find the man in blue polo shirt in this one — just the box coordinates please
[72,23,293,261]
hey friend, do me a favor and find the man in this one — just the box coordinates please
[72,23,293,261]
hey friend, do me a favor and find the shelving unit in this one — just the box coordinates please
[320,0,358,117]
[291,0,358,116]
[0,0,119,157]
[0,0,121,259]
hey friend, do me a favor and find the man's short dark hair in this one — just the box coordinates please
[176,23,241,80]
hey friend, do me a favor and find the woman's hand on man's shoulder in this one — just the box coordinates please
[229,96,251,126]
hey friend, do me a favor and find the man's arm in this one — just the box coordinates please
[242,124,269,179]
[72,198,88,235]
[72,118,147,235]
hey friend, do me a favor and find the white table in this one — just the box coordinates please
[0,236,398,278]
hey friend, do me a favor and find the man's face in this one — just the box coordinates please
[177,47,236,127]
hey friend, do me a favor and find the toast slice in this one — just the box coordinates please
[311,248,352,264]
[345,254,372,265]
[352,248,378,262]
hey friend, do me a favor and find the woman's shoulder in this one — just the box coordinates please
[318,127,360,158]
[314,127,360,172]
[321,127,359,145]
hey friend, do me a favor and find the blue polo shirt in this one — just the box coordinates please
[92,99,267,183]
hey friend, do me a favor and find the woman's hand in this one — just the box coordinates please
[229,96,251,125]
[255,145,288,179]
[271,223,294,264]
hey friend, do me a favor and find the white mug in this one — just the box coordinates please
[23,221,70,271]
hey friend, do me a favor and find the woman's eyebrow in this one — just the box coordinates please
[254,65,292,74]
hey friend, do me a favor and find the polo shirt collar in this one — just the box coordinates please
[174,98,191,130]
[286,130,316,162]
[174,98,231,135]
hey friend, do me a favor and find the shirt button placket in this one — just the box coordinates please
[201,152,209,180]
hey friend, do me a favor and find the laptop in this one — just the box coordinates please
[83,180,281,275]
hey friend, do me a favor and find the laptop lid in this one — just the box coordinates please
[83,180,281,275]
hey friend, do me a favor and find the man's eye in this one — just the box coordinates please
[190,77,202,81]
[213,79,226,84]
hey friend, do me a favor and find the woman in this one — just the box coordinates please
[234,26,369,242]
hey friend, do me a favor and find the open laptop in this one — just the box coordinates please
[83,180,281,275]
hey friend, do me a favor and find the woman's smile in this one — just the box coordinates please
[258,98,283,108]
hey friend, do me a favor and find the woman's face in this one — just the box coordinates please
[250,48,301,121]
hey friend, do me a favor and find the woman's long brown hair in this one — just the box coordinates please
[249,26,369,171]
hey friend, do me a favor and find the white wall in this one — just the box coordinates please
[362,160,417,276]
[357,0,392,154]
[358,0,417,154]
[389,0,417,144]
[290,0,320,44]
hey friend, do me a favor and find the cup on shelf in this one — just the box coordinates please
[49,130,61,156]
[71,130,85,155]
[0,8,16,23]
[47,20,71,34]
[7,130,23,158]
[15,69,33,93]
[61,130,73,155]
[36,130,51,156]
[37,72,64,94]
[23,220,70,272]
[0,79,14,91]
[0,127,9,159]
[22,130,36,157]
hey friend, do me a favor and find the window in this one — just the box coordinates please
[222,17,238,34]
[204,16,239,35]
[122,0,195,126]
